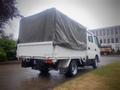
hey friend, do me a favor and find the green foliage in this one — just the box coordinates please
[0,39,16,61]
[111,49,115,55]
[116,49,120,55]
[0,0,20,28]
[0,48,7,61]
[0,39,16,50]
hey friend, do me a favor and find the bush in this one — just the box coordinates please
[0,48,7,61]
[116,49,120,55]
[0,39,16,61]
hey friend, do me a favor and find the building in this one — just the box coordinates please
[90,25,120,51]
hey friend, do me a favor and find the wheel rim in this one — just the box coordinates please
[71,62,77,75]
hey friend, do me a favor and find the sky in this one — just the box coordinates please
[4,0,120,39]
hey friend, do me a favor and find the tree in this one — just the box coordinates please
[116,49,120,55]
[0,29,8,39]
[0,0,21,29]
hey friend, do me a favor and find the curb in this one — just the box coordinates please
[0,61,21,65]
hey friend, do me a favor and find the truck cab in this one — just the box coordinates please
[87,31,100,61]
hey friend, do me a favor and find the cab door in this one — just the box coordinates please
[87,32,95,59]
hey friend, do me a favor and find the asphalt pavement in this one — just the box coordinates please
[0,56,120,90]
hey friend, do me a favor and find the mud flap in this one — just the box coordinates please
[58,59,71,74]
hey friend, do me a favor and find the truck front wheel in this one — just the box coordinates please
[65,60,78,77]
[92,56,99,69]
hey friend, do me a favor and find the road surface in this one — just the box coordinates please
[0,56,120,90]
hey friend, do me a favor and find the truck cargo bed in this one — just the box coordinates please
[17,42,54,58]
[17,41,86,59]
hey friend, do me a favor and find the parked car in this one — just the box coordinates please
[100,45,112,55]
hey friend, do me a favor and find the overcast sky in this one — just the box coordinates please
[5,0,120,39]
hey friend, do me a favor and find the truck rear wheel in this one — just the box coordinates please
[39,62,49,74]
[65,60,78,77]
[40,68,49,74]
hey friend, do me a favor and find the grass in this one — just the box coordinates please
[54,62,120,90]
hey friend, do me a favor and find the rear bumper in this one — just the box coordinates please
[20,58,58,70]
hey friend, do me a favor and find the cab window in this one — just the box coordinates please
[94,36,100,47]
[88,35,93,43]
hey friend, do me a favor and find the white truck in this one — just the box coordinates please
[17,8,100,76]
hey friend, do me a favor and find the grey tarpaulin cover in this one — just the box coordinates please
[19,8,87,50]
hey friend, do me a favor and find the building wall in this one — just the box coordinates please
[90,25,120,51]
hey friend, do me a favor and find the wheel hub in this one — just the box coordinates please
[71,63,77,75]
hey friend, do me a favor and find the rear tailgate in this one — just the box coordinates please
[17,41,54,58]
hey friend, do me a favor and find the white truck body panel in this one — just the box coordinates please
[54,46,86,59]
[17,41,86,60]
[17,42,54,58]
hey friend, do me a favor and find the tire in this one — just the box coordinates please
[65,60,78,77]
[92,56,99,69]
[40,68,49,74]
[39,62,49,74]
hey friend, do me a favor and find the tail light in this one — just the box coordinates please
[46,58,53,64]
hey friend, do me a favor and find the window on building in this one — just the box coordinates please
[96,31,98,36]
[116,38,118,43]
[115,28,118,34]
[104,39,106,43]
[103,29,106,35]
[107,29,109,35]
[119,27,120,34]
[111,29,114,35]
[107,39,110,43]
[100,30,102,36]
[111,38,114,43]
[93,31,96,35]
[100,39,102,44]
